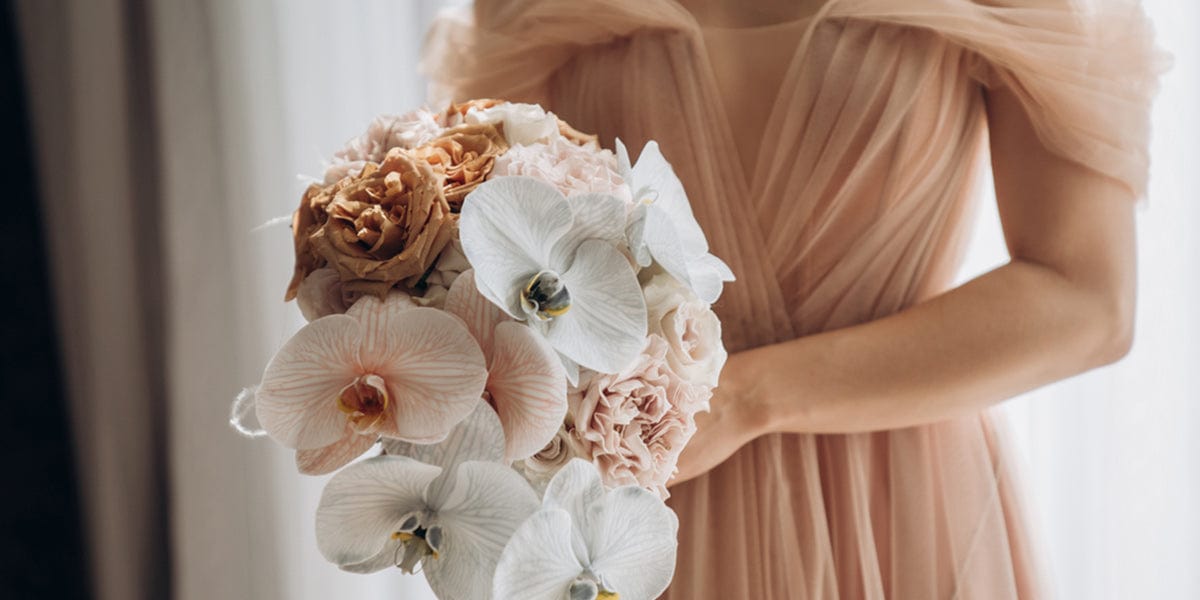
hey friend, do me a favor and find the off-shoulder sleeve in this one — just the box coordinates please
[837,0,1169,198]
[419,0,693,107]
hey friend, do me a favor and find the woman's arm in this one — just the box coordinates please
[673,85,1137,484]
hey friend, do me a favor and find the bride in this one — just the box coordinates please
[422,0,1164,596]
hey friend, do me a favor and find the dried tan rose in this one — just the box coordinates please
[557,118,600,148]
[285,149,455,301]
[438,98,504,127]
[412,123,509,210]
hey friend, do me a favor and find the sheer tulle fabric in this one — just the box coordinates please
[423,1,1164,597]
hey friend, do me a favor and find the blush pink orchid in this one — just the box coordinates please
[444,270,568,461]
[255,292,488,474]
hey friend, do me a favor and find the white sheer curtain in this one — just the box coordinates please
[956,2,1200,598]
[163,1,448,598]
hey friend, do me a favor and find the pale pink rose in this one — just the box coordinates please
[323,110,443,183]
[522,425,579,484]
[641,271,727,389]
[294,268,374,321]
[492,138,632,204]
[566,335,711,498]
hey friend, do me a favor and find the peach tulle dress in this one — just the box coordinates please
[422,1,1164,597]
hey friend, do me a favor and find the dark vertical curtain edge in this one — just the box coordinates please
[13,0,172,598]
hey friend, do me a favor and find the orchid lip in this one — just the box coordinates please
[521,270,571,320]
[636,187,658,205]
[569,576,620,600]
[390,512,440,573]
[335,374,389,431]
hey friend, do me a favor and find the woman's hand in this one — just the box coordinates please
[670,351,769,487]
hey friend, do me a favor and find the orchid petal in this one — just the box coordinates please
[640,208,693,290]
[547,193,627,274]
[624,203,652,267]
[489,321,568,461]
[543,459,607,562]
[257,314,361,450]
[493,509,584,600]
[423,461,541,600]
[295,430,376,475]
[614,138,634,184]
[560,354,580,388]
[549,240,647,373]
[339,537,406,574]
[586,486,678,600]
[354,305,487,443]
[630,142,707,256]
[383,400,505,471]
[344,292,418,361]
[685,252,736,305]
[444,269,507,358]
[315,456,441,570]
[460,176,574,317]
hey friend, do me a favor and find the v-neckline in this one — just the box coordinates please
[677,1,837,196]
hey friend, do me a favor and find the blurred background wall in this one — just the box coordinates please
[4,1,1197,599]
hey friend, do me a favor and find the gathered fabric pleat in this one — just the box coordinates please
[421,1,1165,597]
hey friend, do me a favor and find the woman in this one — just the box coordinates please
[424,0,1164,597]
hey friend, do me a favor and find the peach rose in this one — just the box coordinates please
[523,425,579,484]
[557,117,600,148]
[492,137,631,203]
[323,110,443,183]
[286,149,455,301]
[412,123,509,210]
[566,335,711,498]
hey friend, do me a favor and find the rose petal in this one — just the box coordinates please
[295,268,347,321]
[257,314,361,450]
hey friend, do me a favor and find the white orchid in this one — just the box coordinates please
[459,176,647,375]
[493,459,679,600]
[616,139,734,304]
[318,402,539,599]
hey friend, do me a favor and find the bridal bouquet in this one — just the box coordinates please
[232,99,734,599]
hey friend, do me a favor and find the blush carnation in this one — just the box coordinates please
[493,137,631,204]
[566,335,710,498]
[323,110,443,183]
